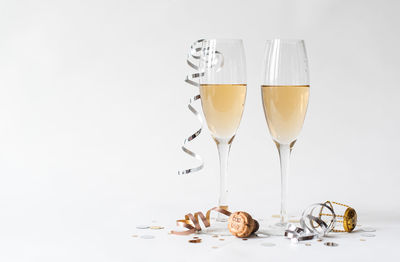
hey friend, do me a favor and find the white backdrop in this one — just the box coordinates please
[0,0,399,261]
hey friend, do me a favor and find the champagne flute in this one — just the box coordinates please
[261,39,310,226]
[199,39,246,221]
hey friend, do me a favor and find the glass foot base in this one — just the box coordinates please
[216,216,228,222]
[202,218,231,236]
[275,222,288,228]
[265,223,287,236]
[256,216,295,236]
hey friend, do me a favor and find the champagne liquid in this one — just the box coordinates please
[261,85,309,144]
[200,84,246,140]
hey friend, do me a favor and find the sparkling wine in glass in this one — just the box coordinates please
[261,39,310,227]
[199,39,246,221]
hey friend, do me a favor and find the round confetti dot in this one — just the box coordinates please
[361,233,376,237]
[361,227,376,232]
[324,242,338,247]
[150,226,164,230]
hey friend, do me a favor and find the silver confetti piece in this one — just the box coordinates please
[361,227,376,232]
[324,242,339,247]
[136,225,150,229]
[361,233,376,237]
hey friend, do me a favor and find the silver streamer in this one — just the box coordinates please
[178,39,205,175]
[285,203,337,243]
[178,39,224,175]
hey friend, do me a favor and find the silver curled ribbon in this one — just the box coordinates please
[178,39,224,175]
[285,203,337,243]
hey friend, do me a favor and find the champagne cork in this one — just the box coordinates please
[228,211,259,238]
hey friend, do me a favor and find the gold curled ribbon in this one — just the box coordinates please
[171,207,231,235]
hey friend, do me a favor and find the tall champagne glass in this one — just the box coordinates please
[261,39,310,226]
[199,39,246,221]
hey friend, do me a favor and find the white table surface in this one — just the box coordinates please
[1,0,400,261]
[130,210,397,262]
[2,199,397,262]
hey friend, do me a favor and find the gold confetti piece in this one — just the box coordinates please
[219,239,225,241]
[189,239,202,243]
[289,219,300,223]
[150,226,164,230]
[193,236,199,239]
[211,246,218,249]
[305,243,311,246]
[272,214,280,218]
[131,235,138,238]
[360,239,366,241]
[317,239,323,242]
[212,235,218,238]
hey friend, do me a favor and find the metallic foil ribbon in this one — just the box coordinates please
[171,207,231,235]
[178,39,224,175]
[178,39,205,175]
[285,203,337,243]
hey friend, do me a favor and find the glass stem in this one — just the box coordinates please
[216,139,231,222]
[276,142,291,225]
